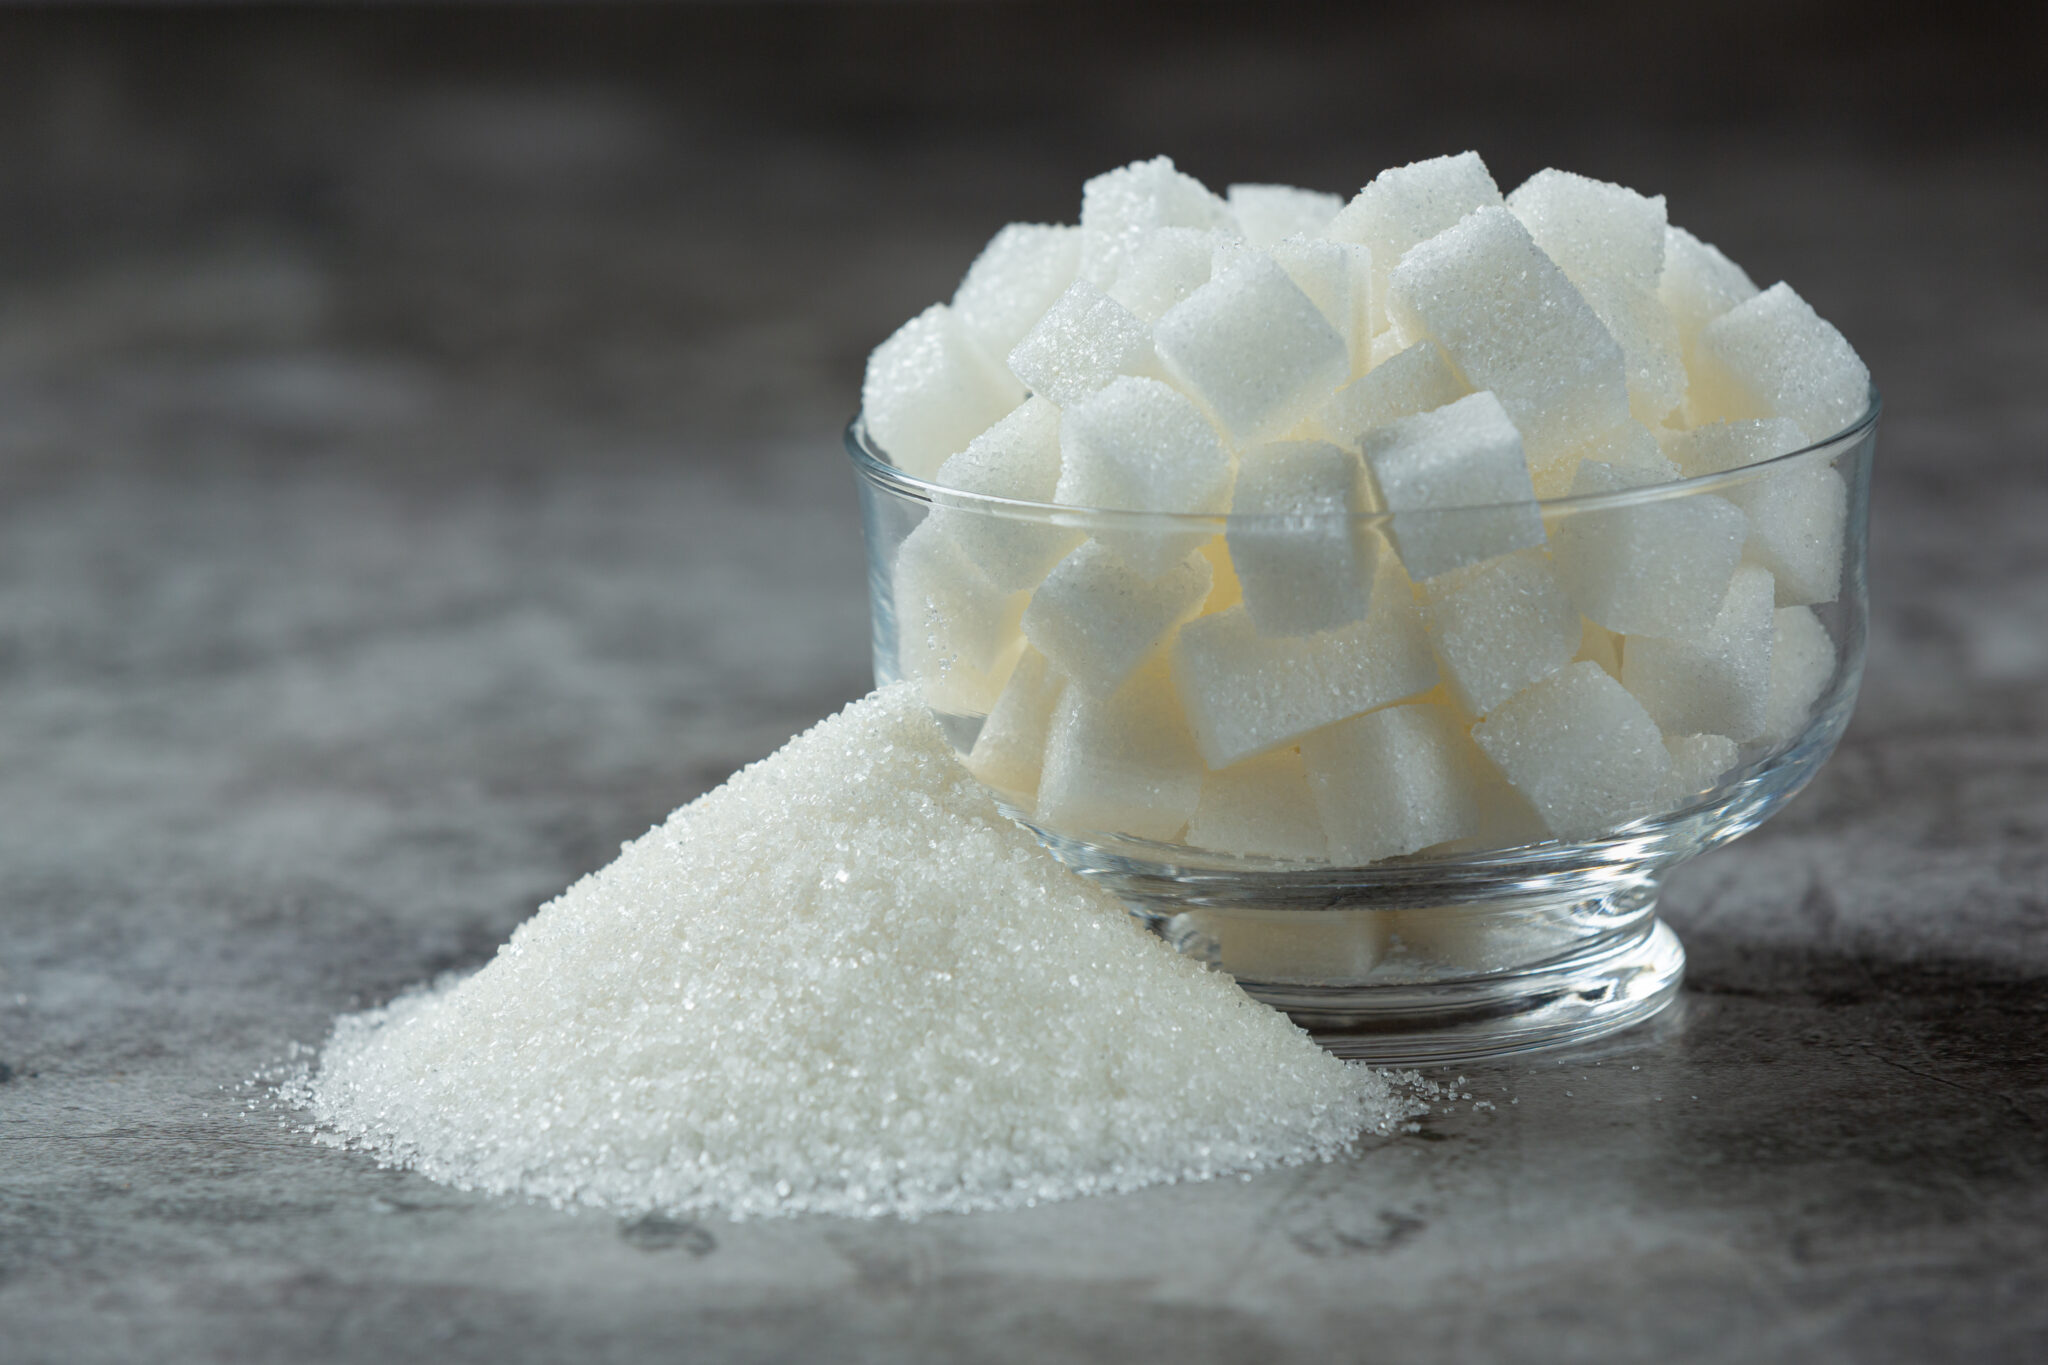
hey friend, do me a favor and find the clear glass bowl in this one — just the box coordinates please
[846,396,1878,1062]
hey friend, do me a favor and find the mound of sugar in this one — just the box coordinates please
[305,685,1408,1220]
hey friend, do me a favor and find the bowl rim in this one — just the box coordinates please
[844,384,1880,527]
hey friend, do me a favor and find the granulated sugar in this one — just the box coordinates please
[302,684,1414,1219]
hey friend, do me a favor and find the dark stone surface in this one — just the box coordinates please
[2,6,2043,1362]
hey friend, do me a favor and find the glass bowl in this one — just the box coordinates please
[846,395,1877,1062]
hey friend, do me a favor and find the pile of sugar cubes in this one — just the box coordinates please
[865,153,1868,864]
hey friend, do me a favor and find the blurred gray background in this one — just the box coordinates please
[3,4,2044,1362]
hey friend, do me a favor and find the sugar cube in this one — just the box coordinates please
[1022,541,1211,696]
[1665,732,1739,797]
[1322,151,1504,336]
[1533,419,1672,501]
[1153,254,1351,446]
[928,396,1081,590]
[1506,168,1685,424]
[1693,282,1871,442]
[1227,183,1344,248]
[1665,419,1846,606]
[1658,224,1759,377]
[863,303,1028,479]
[1301,701,1487,864]
[1185,746,1330,863]
[1227,439,1376,637]
[1420,547,1581,715]
[965,646,1065,801]
[1078,156,1237,288]
[1036,652,1206,842]
[1392,906,1559,973]
[1268,235,1373,374]
[1307,339,1466,451]
[1471,661,1675,839]
[1171,909,1389,984]
[951,223,1084,364]
[1550,458,1748,638]
[1106,226,1222,324]
[1362,390,1546,580]
[892,519,1028,714]
[1053,375,1234,578]
[1006,282,1158,409]
[1173,552,1439,769]
[1761,605,1836,744]
[1386,207,1631,471]
[1622,564,1777,743]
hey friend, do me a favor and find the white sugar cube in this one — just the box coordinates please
[892,519,1028,714]
[1053,375,1234,578]
[1506,168,1686,424]
[1077,156,1237,288]
[1006,281,1157,409]
[1762,605,1836,744]
[950,223,1084,363]
[1036,653,1206,842]
[1665,418,1847,606]
[1622,565,1777,743]
[1308,339,1467,451]
[1420,547,1581,715]
[1153,254,1350,445]
[965,646,1065,801]
[1227,183,1343,248]
[1186,747,1329,863]
[1471,661,1674,839]
[1022,541,1211,696]
[1665,732,1738,797]
[1106,226,1221,324]
[863,303,1028,479]
[1550,458,1748,638]
[1533,418,1673,500]
[1173,553,1438,769]
[1387,207,1631,471]
[1268,235,1372,374]
[1171,909,1389,984]
[1363,390,1545,579]
[1658,224,1759,376]
[1227,439,1375,637]
[1693,282,1871,442]
[928,396,1080,590]
[1392,907,1560,973]
[1301,701,1487,864]
[1322,151,1504,336]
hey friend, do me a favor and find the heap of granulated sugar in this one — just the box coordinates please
[303,684,1414,1219]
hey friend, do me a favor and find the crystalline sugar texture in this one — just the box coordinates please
[1420,547,1581,716]
[1387,206,1631,471]
[1762,605,1835,744]
[1665,732,1738,797]
[1550,458,1748,638]
[863,303,1027,479]
[1471,661,1674,839]
[1006,281,1157,409]
[1268,235,1372,374]
[1078,156,1237,288]
[1227,183,1343,248]
[1694,282,1871,443]
[1622,565,1777,743]
[951,223,1084,364]
[1534,418,1673,500]
[966,646,1065,800]
[1107,226,1222,324]
[1153,254,1351,446]
[1363,390,1545,580]
[1173,554,1438,769]
[1185,747,1329,863]
[1227,439,1375,638]
[893,519,1027,714]
[1037,653,1206,842]
[1658,224,1759,375]
[928,396,1080,590]
[1308,340,1466,452]
[1506,168,1685,424]
[1022,541,1211,697]
[1301,701,1487,865]
[1054,375,1234,578]
[1322,151,1503,336]
[1665,418,1847,606]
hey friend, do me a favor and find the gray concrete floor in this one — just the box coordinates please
[2,8,2044,1362]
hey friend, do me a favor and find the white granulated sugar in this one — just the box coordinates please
[306,685,1411,1221]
